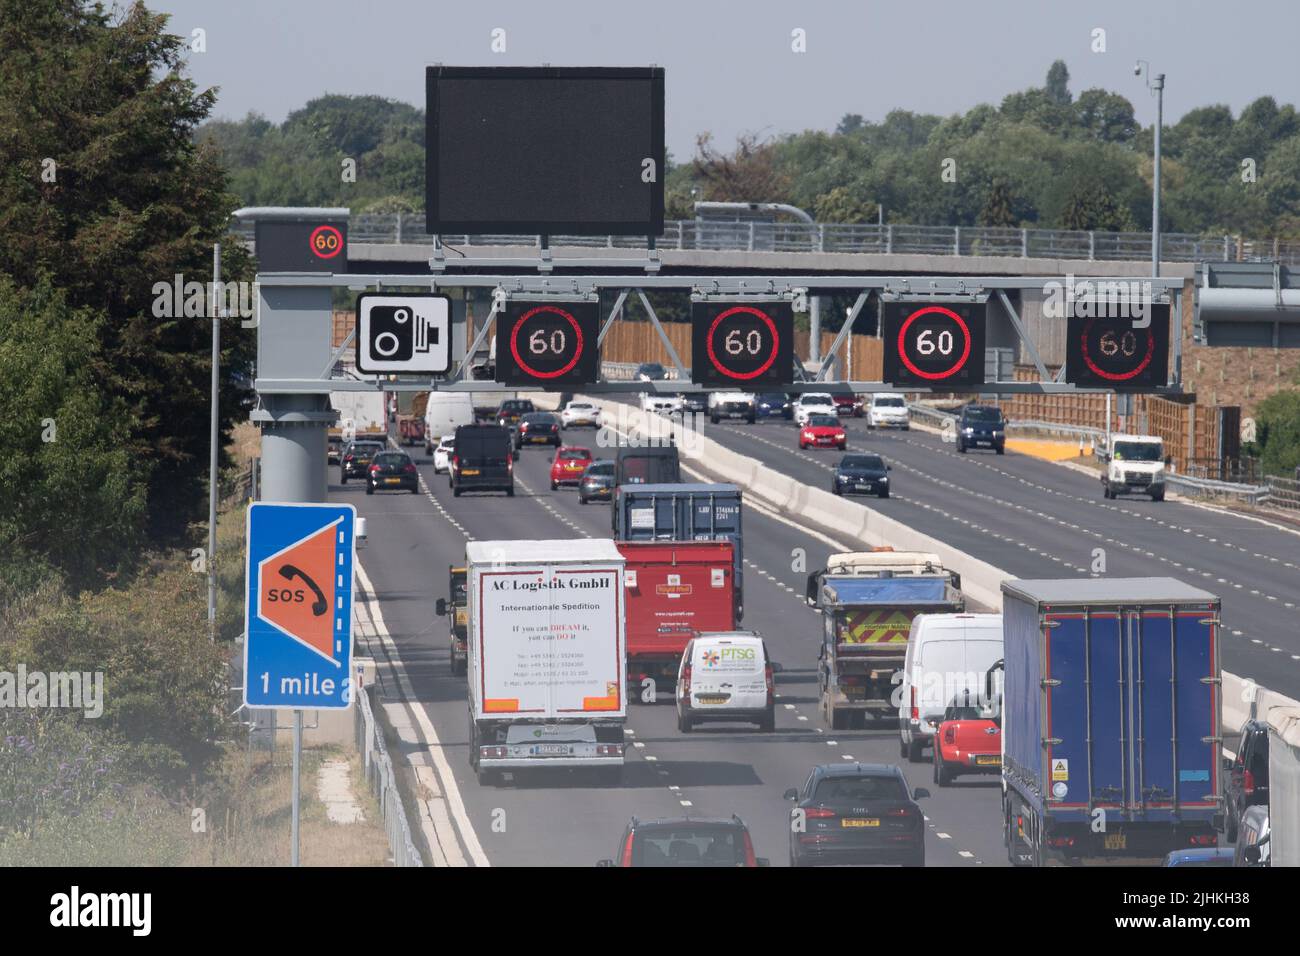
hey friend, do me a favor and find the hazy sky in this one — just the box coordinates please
[151,0,1299,157]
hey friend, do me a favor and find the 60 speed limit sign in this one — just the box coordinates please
[691,300,794,388]
[881,300,987,389]
[495,300,600,386]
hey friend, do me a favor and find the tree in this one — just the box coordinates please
[0,0,255,546]
[1253,387,1300,477]
[813,185,877,223]
[1045,60,1072,106]
[692,132,791,203]
[979,179,1017,227]
[1073,89,1138,144]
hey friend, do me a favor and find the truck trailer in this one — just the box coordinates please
[616,540,736,699]
[806,550,964,729]
[466,539,627,787]
[1000,578,1222,866]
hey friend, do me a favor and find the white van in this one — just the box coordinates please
[898,613,1002,762]
[424,392,475,454]
[676,631,775,733]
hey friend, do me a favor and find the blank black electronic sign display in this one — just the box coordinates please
[691,301,795,388]
[1065,305,1170,390]
[427,66,665,235]
[495,301,600,387]
[881,301,987,388]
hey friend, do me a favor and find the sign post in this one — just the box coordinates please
[244,501,357,865]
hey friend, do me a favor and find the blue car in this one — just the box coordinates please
[1161,847,1234,867]
[756,392,793,421]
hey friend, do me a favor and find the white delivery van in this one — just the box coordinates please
[467,539,627,786]
[898,613,1003,762]
[675,631,775,733]
[424,392,475,454]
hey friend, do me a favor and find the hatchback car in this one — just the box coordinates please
[366,451,419,495]
[432,435,455,474]
[867,393,910,430]
[495,398,535,428]
[785,763,928,867]
[598,816,768,867]
[550,446,593,489]
[799,414,847,450]
[516,412,562,448]
[832,454,890,497]
[756,392,793,421]
[831,392,863,417]
[676,392,708,415]
[340,440,385,484]
[957,405,1006,454]
[931,697,1001,786]
[578,459,615,504]
[559,401,600,429]
[1221,718,1270,843]
[794,392,838,426]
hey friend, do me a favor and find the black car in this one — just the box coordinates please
[957,405,1006,454]
[578,459,615,504]
[495,398,535,428]
[598,816,768,867]
[366,450,419,495]
[756,392,793,420]
[450,424,516,497]
[677,392,707,414]
[785,763,928,867]
[516,412,562,448]
[1220,719,1270,843]
[832,454,891,498]
[635,362,668,382]
[340,440,385,483]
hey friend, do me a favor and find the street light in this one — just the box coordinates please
[1135,60,1165,279]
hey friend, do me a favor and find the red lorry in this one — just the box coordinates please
[617,541,736,700]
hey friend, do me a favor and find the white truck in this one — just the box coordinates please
[1099,434,1168,501]
[328,389,387,462]
[466,539,627,786]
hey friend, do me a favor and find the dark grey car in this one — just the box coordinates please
[578,460,615,504]
[785,763,928,867]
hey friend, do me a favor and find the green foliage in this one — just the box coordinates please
[0,788,191,867]
[1253,388,1300,477]
[0,0,256,549]
[0,277,147,595]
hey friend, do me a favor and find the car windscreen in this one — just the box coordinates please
[943,704,985,721]
[1113,442,1162,462]
[584,462,614,477]
[807,415,839,427]
[963,407,1002,423]
[874,396,905,407]
[559,449,590,460]
[813,775,908,803]
[373,453,408,466]
[632,826,745,866]
[841,456,884,471]
[758,393,787,403]
[349,444,383,456]
[801,394,832,405]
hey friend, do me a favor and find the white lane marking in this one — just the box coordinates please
[936,832,951,839]
[356,560,490,867]
[958,850,975,858]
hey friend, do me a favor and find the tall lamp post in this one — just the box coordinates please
[1135,60,1165,279]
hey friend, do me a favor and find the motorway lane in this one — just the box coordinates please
[695,414,1300,695]
[334,434,1011,866]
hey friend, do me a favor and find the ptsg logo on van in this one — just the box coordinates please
[703,646,756,667]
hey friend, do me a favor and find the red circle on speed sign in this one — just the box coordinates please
[1079,318,1155,382]
[705,306,780,380]
[508,306,584,379]
[308,224,344,260]
[896,305,972,381]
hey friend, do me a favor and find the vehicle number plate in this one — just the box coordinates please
[975,755,999,766]
[696,695,727,705]
[460,468,480,476]
[535,744,569,756]
[384,478,401,484]
[1104,833,1127,850]
[842,819,879,828]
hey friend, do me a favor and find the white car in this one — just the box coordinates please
[560,400,601,429]
[641,393,683,417]
[868,393,910,430]
[707,391,756,424]
[794,392,837,426]
[676,631,775,733]
[432,435,455,474]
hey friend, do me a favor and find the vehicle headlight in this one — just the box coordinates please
[963,427,974,434]
[880,476,888,482]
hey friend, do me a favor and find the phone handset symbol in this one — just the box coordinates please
[279,564,328,616]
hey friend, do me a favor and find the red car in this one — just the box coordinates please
[550,446,594,489]
[799,414,846,450]
[932,701,1002,786]
[831,392,863,417]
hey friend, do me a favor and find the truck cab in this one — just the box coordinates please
[806,549,964,730]
[1100,434,1169,501]
[434,565,468,675]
